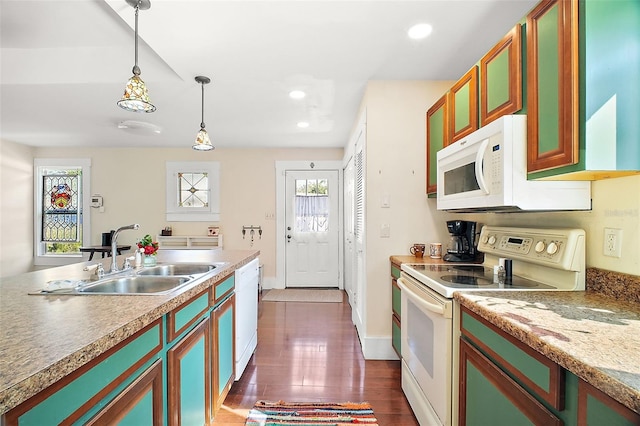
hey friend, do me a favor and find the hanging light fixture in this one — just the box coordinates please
[117,0,156,113]
[192,76,214,151]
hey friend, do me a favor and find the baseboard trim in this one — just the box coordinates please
[361,335,400,360]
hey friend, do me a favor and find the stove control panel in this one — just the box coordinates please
[478,226,585,271]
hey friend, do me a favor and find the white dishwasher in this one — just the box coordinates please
[234,258,259,380]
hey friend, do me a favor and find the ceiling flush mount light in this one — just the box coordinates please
[408,23,433,40]
[192,76,214,151]
[297,121,310,129]
[117,120,162,135]
[117,0,156,113]
[289,90,306,100]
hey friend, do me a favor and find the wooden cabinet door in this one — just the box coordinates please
[86,361,163,426]
[449,66,479,143]
[526,0,579,173]
[481,24,523,126]
[459,338,562,426]
[426,93,449,195]
[578,379,640,425]
[167,317,211,426]
[212,294,235,416]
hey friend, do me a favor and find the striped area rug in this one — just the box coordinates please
[245,401,378,425]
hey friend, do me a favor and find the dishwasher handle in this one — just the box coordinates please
[398,277,451,318]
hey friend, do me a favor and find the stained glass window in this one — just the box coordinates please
[42,171,81,244]
[178,172,209,208]
[294,179,329,232]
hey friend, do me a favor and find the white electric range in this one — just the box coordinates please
[397,226,586,426]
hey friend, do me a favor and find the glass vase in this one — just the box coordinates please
[143,255,157,266]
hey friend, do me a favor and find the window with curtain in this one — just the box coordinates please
[295,179,329,232]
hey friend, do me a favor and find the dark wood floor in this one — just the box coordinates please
[212,292,419,426]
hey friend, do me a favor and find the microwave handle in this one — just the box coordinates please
[474,138,490,194]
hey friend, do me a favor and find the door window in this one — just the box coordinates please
[294,179,329,233]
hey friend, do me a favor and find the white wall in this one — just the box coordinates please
[0,145,343,279]
[0,140,35,277]
[357,80,454,349]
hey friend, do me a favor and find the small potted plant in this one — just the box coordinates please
[137,234,159,266]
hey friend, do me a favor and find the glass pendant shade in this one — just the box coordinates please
[192,75,213,151]
[118,74,156,113]
[193,128,214,151]
[117,0,155,113]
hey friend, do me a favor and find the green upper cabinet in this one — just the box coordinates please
[527,0,640,179]
[449,66,479,143]
[480,24,523,126]
[426,93,449,195]
[526,0,580,175]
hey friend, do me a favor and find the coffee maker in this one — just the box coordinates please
[443,220,478,262]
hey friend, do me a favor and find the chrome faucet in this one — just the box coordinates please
[110,224,140,273]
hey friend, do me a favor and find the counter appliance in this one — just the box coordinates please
[397,226,585,425]
[442,220,478,262]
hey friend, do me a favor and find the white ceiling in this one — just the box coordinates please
[0,0,537,149]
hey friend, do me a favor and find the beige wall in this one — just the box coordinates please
[434,174,640,276]
[1,145,342,279]
[360,80,454,340]
[356,80,640,352]
[0,140,35,277]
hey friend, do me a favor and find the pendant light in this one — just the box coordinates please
[192,76,214,151]
[117,0,156,113]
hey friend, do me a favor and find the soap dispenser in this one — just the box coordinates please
[135,248,142,267]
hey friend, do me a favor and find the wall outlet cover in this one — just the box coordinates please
[603,228,622,258]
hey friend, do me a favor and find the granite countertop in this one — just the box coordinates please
[454,290,640,414]
[0,249,259,416]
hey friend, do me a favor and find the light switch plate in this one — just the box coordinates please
[380,223,390,238]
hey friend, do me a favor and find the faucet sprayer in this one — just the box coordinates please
[110,224,140,273]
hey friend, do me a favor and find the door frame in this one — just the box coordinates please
[275,161,344,290]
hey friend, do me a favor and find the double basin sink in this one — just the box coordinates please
[74,263,226,295]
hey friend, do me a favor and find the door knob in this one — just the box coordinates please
[286,234,292,243]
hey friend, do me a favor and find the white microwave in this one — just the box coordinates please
[436,115,591,212]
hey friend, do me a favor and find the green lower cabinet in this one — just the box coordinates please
[3,285,239,426]
[3,321,163,425]
[459,338,562,426]
[87,360,163,426]
[391,315,401,358]
[212,294,235,416]
[578,378,640,425]
[167,317,211,426]
[459,305,640,426]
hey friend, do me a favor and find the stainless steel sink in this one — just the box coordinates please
[136,263,219,276]
[77,275,192,295]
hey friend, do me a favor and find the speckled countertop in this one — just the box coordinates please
[455,283,640,414]
[0,249,259,416]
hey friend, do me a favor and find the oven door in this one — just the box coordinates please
[398,273,453,426]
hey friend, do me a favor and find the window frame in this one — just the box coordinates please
[165,161,220,222]
[33,158,92,266]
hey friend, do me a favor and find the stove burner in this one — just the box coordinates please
[439,275,494,286]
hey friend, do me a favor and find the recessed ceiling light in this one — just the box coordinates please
[408,23,433,40]
[289,90,306,99]
[297,121,310,128]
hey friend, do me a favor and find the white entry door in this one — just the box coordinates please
[285,170,340,287]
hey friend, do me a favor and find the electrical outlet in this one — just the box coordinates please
[603,228,622,258]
